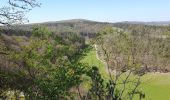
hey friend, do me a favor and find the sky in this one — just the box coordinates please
[2,0,170,23]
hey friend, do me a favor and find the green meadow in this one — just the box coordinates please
[141,73,170,100]
[81,48,109,80]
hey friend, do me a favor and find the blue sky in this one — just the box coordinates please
[2,0,170,23]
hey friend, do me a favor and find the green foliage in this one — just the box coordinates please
[86,66,105,100]
[32,25,52,38]
[0,26,88,99]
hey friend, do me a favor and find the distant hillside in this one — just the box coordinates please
[1,19,170,38]
[116,21,170,26]
[0,19,112,38]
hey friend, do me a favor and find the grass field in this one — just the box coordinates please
[141,73,170,100]
[81,48,109,80]
[82,48,170,100]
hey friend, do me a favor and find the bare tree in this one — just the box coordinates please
[0,0,40,25]
[92,27,145,100]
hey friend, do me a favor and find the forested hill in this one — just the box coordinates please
[1,19,170,38]
[114,21,170,26]
[0,19,111,38]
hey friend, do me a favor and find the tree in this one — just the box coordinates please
[0,0,40,25]
[86,66,105,100]
[91,27,145,100]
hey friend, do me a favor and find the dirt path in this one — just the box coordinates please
[94,44,118,76]
[94,44,111,74]
[94,44,105,64]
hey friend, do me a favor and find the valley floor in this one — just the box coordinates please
[82,46,170,100]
